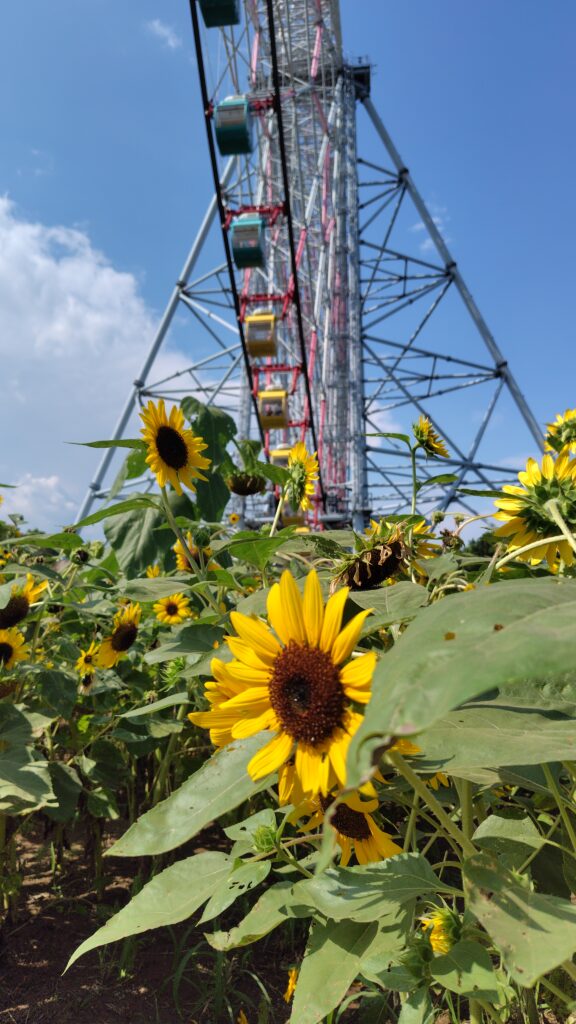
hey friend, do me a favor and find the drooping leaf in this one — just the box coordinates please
[121,693,189,719]
[44,763,83,823]
[144,623,224,664]
[200,861,271,923]
[290,919,379,1024]
[472,814,545,870]
[121,577,193,601]
[107,733,271,856]
[207,881,297,951]
[75,495,159,529]
[66,852,231,969]
[430,940,499,999]
[464,851,576,985]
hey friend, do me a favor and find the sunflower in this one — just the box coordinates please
[189,570,376,797]
[76,641,99,678]
[412,416,449,459]
[146,564,161,578]
[493,452,576,567]
[174,532,218,573]
[140,399,211,494]
[97,603,141,668]
[228,512,240,525]
[0,574,48,629]
[420,907,461,955]
[286,442,319,511]
[297,790,402,865]
[154,592,192,625]
[0,628,29,670]
[283,968,298,1004]
[545,408,576,455]
[333,518,439,591]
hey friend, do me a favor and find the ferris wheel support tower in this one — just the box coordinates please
[77,0,541,528]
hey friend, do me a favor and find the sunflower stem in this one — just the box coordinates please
[410,447,418,515]
[542,764,576,854]
[403,793,420,852]
[539,975,574,1008]
[561,958,576,984]
[159,487,196,570]
[270,490,286,537]
[386,752,477,858]
[494,533,567,571]
[544,499,576,556]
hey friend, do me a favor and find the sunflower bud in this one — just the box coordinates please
[253,825,277,853]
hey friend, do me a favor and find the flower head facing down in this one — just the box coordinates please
[189,570,376,798]
[285,442,319,511]
[97,603,141,668]
[146,564,161,578]
[154,593,192,625]
[0,628,29,670]
[412,416,449,459]
[298,790,402,867]
[140,399,211,495]
[494,452,576,567]
[420,906,461,955]
[545,408,576,455]
[0,574,48,630]
[333,518,440,591]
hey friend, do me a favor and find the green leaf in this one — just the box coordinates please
[121,693,189,719]
[121,577,192,601]
[464,851,576,985]
[348,578,576,788]
[194,472,230,523]
[0,704,33,747]
[223,807,277,842]
[70,439,145,450]
[87,787,120,819]
[255,461,289,486]
[107,733,271,857]
[44,763,82,823]
[366,432,411,445]
[66,851,231,969]
[472,814,545,870]
[144,623,224,664]
[0,753,55,813]
[350,582,429,628]
[397,987,434,1024]
[36,670,78,719]
[103,493,193,577]
[75,495,159,529]
[184,401,236,465]
[109,447,150,500]
[459,488,506,499]
[430,940,499,999]
[11,531,85,552]
[292,854,453,923]
[200,860,271,923]
[416,473,458,491]
[208,881,297,951]
[290,919,379,1024]
[226,530,295,570]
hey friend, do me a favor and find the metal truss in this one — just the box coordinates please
[77,1,540,529]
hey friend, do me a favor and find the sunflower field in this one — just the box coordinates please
[2,400,576,1024]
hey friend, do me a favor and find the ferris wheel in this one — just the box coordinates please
[77,0,541,530]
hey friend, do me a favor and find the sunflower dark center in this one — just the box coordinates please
[111,623,138,652]
[84,654,93,665]
[0,642,14,666]
[165,603,179,616]
[156,425,188,471]
[320,797,371,840]
[0,595,30,629]
[268,642,345,745]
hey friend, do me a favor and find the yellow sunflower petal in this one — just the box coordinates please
[225,635,273,670]
[319,586,349,653]
[247,731,293,780]
[231,708,278,739]
[267,583,292,646]
[222,686,271,710]
[230,611,281,661]
[279,571,306,645]
[340,651,377,690]
[302,570,324,647]
[331,609,372,665]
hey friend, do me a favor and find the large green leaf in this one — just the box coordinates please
[290,919,379,1024]
[464,852,576,985]
[66,852,230,969]
[348,578,576,787]
[144,623,224,664]
[200,861,271,923]
[208,881,298,951]
[121,577,192,601]
[76,495,159,529]
[472,814,545,870]
[103,493,195,577]
[194,472,230,522]
[397,987,434,1024]
[225,530,296,570]
[0,703,33,746]
[183,400,236,466]
[36,670,78,719]
[107,733,270,856]
[350,582,429,631]
[292,854,454,923]
[44,763,82,823]
[430,940,499,999]
[0,752,55,813]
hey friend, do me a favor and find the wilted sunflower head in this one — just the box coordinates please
[0,627,29,670]
[0,574,48,630]
[420,906,461,954]
[494,452,576,567]
[545,408,576,455]
[96,603,141,668]
[412,416,449,459]
[140,399,211,495]
[332,518,439,591]
[189,569,377,798]
[153,592,192,625]
[285,442,319,512]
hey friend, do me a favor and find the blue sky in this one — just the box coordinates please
[1,1,574,528]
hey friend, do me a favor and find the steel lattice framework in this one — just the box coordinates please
[77,0,541,529]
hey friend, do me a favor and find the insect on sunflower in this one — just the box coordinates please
[0,574,48,629]
[189,570,376,797]
[412,415,449,459]
[153,592,192,625]
[0,627,29,670]
[493,451,576,567]
[97,603,141,668]
[140,399,211,494]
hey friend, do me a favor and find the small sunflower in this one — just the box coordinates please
[0,627,29,670]
[154,592,192,625]
[420,906,461,955]
[228,512,240,525]
[494,451,576,567]
[283,968,298,1004]
[97,603,141,668]
[174,532,218,573]
[545,408,576,455]
[146,564,161,578]
[140,399,211,494]
[413,416,449,459]
[0,574,48,629]
[189,570,376,798]
[298,790,402,866]
[286,442,319,511]
[76,641,99,678]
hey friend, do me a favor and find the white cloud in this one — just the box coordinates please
[0,196,192,530]
[410,205,451,255]
[145,19,182,51]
